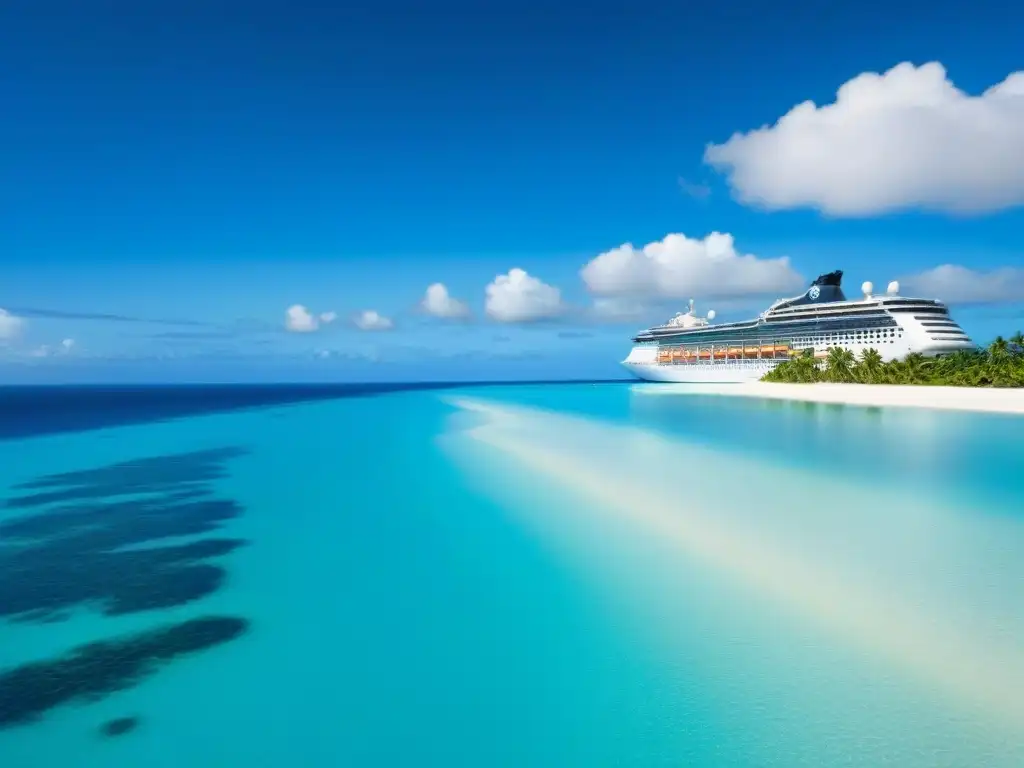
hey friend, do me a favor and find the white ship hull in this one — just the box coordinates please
[623,360,776,383]
[621,346,779,382]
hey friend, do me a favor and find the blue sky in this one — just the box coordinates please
[2,0,1023,383]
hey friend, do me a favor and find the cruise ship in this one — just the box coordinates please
[622,270,976,383]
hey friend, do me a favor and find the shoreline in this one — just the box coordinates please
[633,382,1024,415]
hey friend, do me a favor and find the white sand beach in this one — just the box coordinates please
[634,382,1024,415]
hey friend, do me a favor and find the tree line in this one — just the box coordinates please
[762,333,1024,387]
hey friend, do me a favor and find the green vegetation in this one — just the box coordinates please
[762,332,1024,387]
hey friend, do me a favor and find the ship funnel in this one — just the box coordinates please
[862,281,873,298]
[887,280,900,296]
[688,298,695,313]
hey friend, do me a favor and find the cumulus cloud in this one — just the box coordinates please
[704,62,1024,216]
[0,309,24,340]
[421,283,470,319]
[580,232,803,300]
[900,265,1024,304]
[354,310,393,331]
[319,311,337,324]
[485,268,564,323]
[26,338,75,359]
[285,304,319,332]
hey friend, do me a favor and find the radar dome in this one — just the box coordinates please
[861,281,873,296]
[887,280,900,295]
[706,310,716,321]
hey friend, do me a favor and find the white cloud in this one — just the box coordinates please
[354,310,393,331]
[285,304,319,332]
[0,309,24,340]
[704,62,1024,216]
[485,268,564,323]
[580,232,803,300]
[900,264,1024,304]
[422,283,470,319]
[285,306,336,332]
[26,339,74,358]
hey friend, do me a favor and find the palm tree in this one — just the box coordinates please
[762,349,821,383]
[825,347,856,382]
[881,358,904,384]
[1008,331,1023,356]
[989,335,1010,361]
[760,330,1024,387]
[982,336,1015,385]
[933,350,976,386]
[791,348,819,382]
[855,348,883,383]
[900,353,930,384]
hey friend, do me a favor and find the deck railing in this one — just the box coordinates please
[656,342,794,365]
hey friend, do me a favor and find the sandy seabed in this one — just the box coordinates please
[634,382,1024,415]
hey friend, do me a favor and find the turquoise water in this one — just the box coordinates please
[1,383,1023,766]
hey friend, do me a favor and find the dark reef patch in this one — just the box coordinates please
[0,616,248,728]
[0,448,253,729]
[100,715,139,738]
[0,448,249,622]
[6,447,245,508]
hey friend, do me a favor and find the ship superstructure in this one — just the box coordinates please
[622,270,976,383]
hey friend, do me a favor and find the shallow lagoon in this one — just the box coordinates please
[1,383,1022,767]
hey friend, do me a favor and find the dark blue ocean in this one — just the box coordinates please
[1,383,1023,767]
